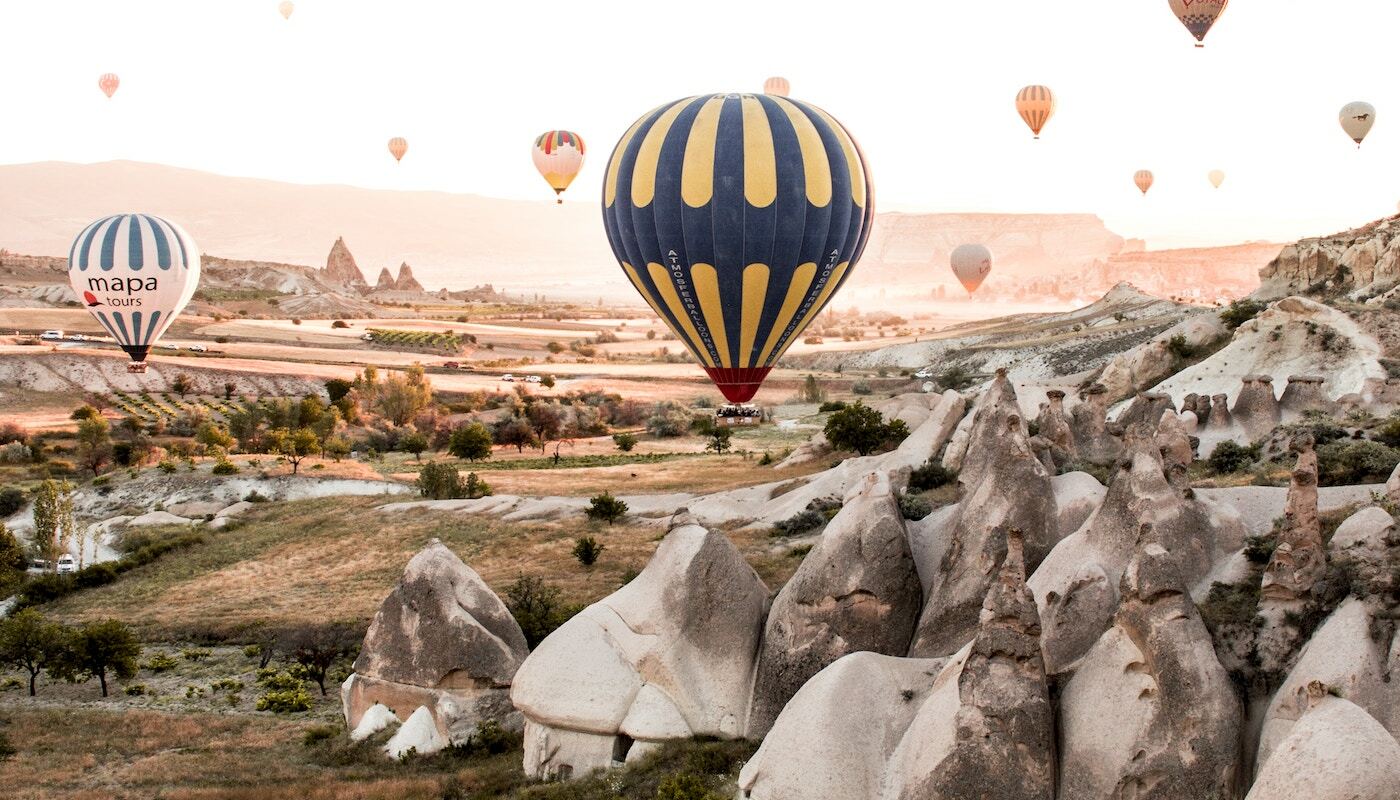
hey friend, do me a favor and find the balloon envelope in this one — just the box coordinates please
[1340,102,1376,146]
[1168,0,1227,45]
[1135,170,1155,195]
[278,1,294,19]
[98,73,119,99]
[763,76,790,97]
[532,130,586,203]
[601,93,873,403]
[1209,169,1225,188]
[68,214,201,364]
[1016,85,1055,138]
[388,137,408,162]
[950,244,992,295]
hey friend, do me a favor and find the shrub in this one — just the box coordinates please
[447,423,493,461]
[851,380,873,395]
[656,772,723,800]
[772,509,827,537]
[211,459,240,475]
[645,406,692,438]
[908,461,956,491]
[181,647,211,662]
[818,401,848,413]
[0,487,24,517]
[416,462,465,499]
[302,725,339,746]
[612,432,638,452]
[572,536,605,566]
[144,653,179,673]
[256,685,313,713]
[585,492,628,525]
[244,490,269,503]
[1219,299,1265,330]
[123,683,149,696]
[1316,440,1400,486]
[157,459,178,474]
[505,576,582,649]
[457,720,519,756]
[935,365,978,391]
[331,320,350,329]
[824,402,910,456]
[705,428,733,454]
[898,493,933,521]
[1166,334,1199,360]
[1207,440,1261,475]
[464,473,492,499]
[1374,418,1400,448]
[0,732,13,761]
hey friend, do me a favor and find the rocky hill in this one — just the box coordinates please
[1255,214,1400,301]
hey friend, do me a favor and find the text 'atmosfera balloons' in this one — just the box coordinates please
[601,93,873,404]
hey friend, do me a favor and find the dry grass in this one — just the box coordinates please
[40,496,802,639]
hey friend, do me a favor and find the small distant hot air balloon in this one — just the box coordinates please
[98,73,120,99]
[278,1,294,20]
[532,130,585,204]
[1016,85,1055,139]
[68,214,201,373]
[388,137,408,163]
[763,76,790,96]
[950,244,993,296]
[1135,170,1155,195]
[1340,102,1376,148]
[1168,0,1228,47]
[602,93,873,404]
[1209,169,1225,189]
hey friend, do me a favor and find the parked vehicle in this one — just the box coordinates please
[56,554,77,574]
[40,330,64,340]
[913,368,934,379]
[525,375,542,383]
[187,344,207,352]
[68,333,87,342]
[443,361,459,369]
[360,332,375,341]
[501,374,516,382]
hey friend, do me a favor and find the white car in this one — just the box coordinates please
[501,374,516,382]
[913,368,934,379]
[56,554,77,575]
[68,333,88,342]
[187,344,207,352]
[525,375,542,383]
[41,330,64,340]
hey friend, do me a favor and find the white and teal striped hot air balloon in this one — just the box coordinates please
[67,214,200,372]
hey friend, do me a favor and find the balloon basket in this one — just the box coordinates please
[127,362,148,374]
[715,403,763,427]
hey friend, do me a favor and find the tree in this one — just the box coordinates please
[540,375,556,389]
[399,430,429,461]
[223,381,238,400]
[0,523,26,597]
[527,403,568,451]
[705,427,733,454]
[70,405,101,422]
[76,416,112,475]
[0,487,26,518]
[32,480,75,568]
[504,577,580,649]
[171,373,193,398]
[585,492,628,525]
[0,609,69,696]
[266,428,320,474]
[195,422,236,454]
[57,619,141,697]
[798,375,826,404]
[612,432,638,452]
[323,436,351,463]
[417,462,465,499]
[572,536,605,567]
[283,622,358,695]
[494,418,540,453]
[374,365,432,426]
[448,422,494,461]
[823,402,910,456]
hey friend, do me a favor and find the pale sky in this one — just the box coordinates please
[1,0,1396,249]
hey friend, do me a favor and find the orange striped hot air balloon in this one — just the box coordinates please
[98,73,120,99]
[388,137,408,163]
[763,76,790,96]
[532,130,585,204]
[1016,85,1055,139]
[1134,170,1155,196]
[278,1,294,20]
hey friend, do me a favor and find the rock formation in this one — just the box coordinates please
[1096,312,1228,402]
[883,531,1055,800]
[1245,688,1400,800]
[1256,436,1326,673]
[1058,532,1241,800]
[738,653,948,800]
[1069,383,1121,466]
[375,267,396,291]
[1255,215,1400,301]
[910,374,1056,657]
[510,510,768,779]
[1034,389,1075,461]
[748,472,923,736]
[1232,375,1281,440]
[324,236,369,291]
[1116,392,1176,433]
[395,262,424,292]
[1278,375,1336,420]
[1208,393,1232,429]
[1154,411,1194,470]
[342,540,529,745]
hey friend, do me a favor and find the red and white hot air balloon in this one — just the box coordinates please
[532,130,585,203]
[388,137,408,163]
[98,73,120,99]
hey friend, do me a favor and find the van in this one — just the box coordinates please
[41,330,63,340]
[56,554,77,574]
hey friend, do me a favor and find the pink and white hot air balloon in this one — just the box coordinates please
[98,73,120,99]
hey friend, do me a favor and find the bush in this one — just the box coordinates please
[123,683,149,696]
[935,365,978,391]
[898,493,933,521]
[0,487,25,517]
[612,432,638,452]
[331,320,350,329]
[585,492,628,525]
[157,459,178,474]
[645,407,692,438]
[1374,418,1400,448]
[1207,440,1261,475]
[211,459,240,475]
[851,380,873,395]
[772,509,827,537]
[302,725,339,746]
[416,462,465,500]
[1166,334,1199,360]
[256,685,313,713]
[0,732,14,761]
[818,401,847,413]
[824,402,910,456]
[572,536,605,566]
[1317,440,1400,486]
[181,648,211,662]
[909,461,956,491]
[144,653,179,673]
[1219,299,1265,330]
[448,422,493,461]
[505,576,582,649]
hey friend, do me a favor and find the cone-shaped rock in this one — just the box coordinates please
[324,236,368,290]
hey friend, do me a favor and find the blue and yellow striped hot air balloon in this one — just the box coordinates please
[601,93,873,404]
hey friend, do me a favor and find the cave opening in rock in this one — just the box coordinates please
[612,734,635,764]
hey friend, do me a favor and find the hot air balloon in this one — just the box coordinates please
[1209,169,1225,189]
[763,76,790,97]
[532,131,586,204]
[1016,85,1055,139]
[278,1,294,19]
[98,73,119,99]
[67,214,200,373]
[388,137,408,163]
[1168,0,1227,47]
[950,244,993,296]
[1340,102,1376,148]
[1134,170,1155,195]
[601,93,873,404]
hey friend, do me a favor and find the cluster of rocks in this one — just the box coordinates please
[374,262,425,293]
